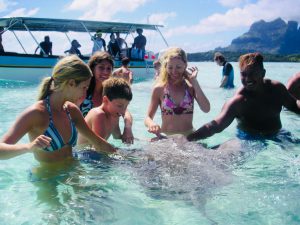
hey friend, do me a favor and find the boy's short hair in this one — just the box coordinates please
[239,52,264,70]
[214,52,225,62]
[102,77,132,101]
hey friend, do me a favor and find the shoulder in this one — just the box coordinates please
[85,107,106,122]
[152,84,164,96]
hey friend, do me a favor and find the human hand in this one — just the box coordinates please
[148,123,162,135]
[186,66,198,81]
[29,135,51,150]
[122,127,134,144]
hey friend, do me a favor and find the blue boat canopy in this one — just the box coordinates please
[0,17,163,33]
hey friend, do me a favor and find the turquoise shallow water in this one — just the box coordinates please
[0,62,300,225]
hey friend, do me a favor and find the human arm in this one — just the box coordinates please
[0,135,51,160]
[286,72,300,100]
[279,82,300,114]
[187,98,237,141]
[122,109,134,144]
[144,86,162,135]
[0,106,51,158]
[128,70,133,84]
[220,76,229,87]
[186,67,210,113]
[69,104,116,153]
[34,45,39,54]
[49,43,53,55]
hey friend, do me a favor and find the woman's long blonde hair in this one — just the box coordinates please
[37,55,92,100]
[157,47,188,86]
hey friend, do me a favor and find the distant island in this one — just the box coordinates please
[188,18,300,62]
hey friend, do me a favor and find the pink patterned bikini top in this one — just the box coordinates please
[161,83,194,115]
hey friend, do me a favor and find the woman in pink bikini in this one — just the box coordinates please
[144,47,210,137]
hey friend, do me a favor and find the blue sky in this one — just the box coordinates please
[1,0,300,55]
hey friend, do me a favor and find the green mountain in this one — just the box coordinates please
[187,18,300,62]
[217,18,300,54]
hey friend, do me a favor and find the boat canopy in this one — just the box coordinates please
[0,17,163,33]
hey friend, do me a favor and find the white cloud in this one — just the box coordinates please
[4,7,39,17]
[147,12,177,26]
[66,0,150,21]
[0,0,7,12]
[218,0,246,7]
[165,0,300,37]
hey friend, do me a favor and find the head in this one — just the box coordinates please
[71,39,81,48]
[38,55,92,101]
[158,47,188,85]
[121,57,130,66]
[110,33,115,40]
[214,52,225,66]
[96,30,102,38]
[136,28,143,34]
[239,52,266,90]
[116,32,120,38]
[44,36,50,42]
[86,51,114,96]
[102,77,132,117]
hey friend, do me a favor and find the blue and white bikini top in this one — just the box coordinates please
[80,94,93,117]
[43,96,78,152]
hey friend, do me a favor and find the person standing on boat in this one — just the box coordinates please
[187,53,300,142]
[108,33,121,59]
[79,51,134,144]
[34,35,52,56]
[214,52,234,89]
[115,32,128,57]
[91,31,106,55]
[0,55,115,161]
[132,28,146,59]
[65,39,83,58]
[144,47,210,138]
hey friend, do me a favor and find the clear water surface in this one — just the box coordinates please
[0,62,300,225]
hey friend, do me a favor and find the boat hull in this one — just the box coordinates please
[0,53,154,82]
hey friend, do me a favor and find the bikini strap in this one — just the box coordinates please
[45,96,53,121]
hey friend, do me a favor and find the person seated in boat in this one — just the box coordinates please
[144,47,210,138]
[112,57,133,84]
[132,28,146,60]
[91,30,106,55]
[0,55,115,162]
[64,39,83,58]
[286,72,300,100]
[187,52,300,142]
[0,27,4,54]
[34,35,52,56]
[78,77,132,144]
[115,32,128,57]
[108,33,121,59]
[79,51,134,144]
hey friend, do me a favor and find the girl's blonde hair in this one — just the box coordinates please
[38,55,92,100]
[157,47,187,85]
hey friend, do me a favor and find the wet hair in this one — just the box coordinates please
[121,57,130,66]
[214,52,225,62]
[38,55,92,100]
[86,51,114,97]
[102,77,132,101]
[158,47,187,85]
[239,52,264,70]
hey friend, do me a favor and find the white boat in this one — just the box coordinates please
[0,17,168,82]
